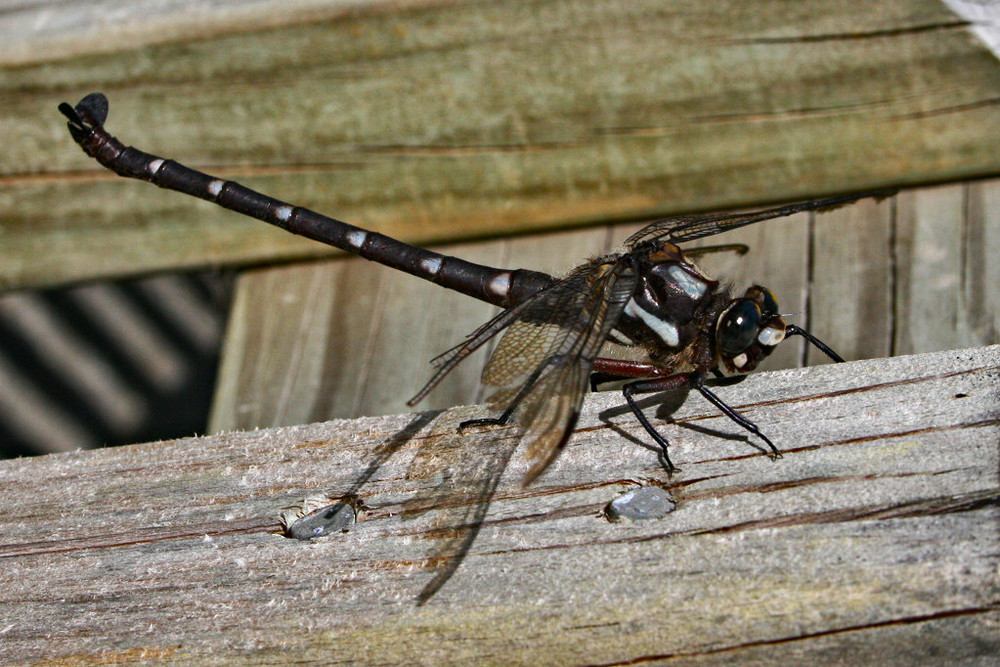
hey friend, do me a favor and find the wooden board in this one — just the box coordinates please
[4,0,1000,290]
[1,346,997,663]
[210,181,1000,431]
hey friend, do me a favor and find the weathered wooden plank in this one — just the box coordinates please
[896,183,968,355]
[1,346,997,663]
[4,0,1000,290]
[964,178,1000,346]
[896,180,1000,356]
[810,193,895,364]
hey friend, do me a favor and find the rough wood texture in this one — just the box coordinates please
[4,0,1000,290]
[2,346,998,664]
[210,181,1000,431]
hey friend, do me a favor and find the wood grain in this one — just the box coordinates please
[1,346,997,663]
[896,181,1000,355]
[4,0,1000,290]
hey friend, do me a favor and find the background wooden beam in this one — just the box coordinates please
[4,0,1000,290]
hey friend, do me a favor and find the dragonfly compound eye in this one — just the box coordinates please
[718,300,761,356]
[745,285,779,315]
[759,287,779,315]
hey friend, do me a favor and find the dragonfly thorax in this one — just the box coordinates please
[614,243,725,356]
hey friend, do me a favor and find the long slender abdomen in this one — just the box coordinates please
[60,93,556,309]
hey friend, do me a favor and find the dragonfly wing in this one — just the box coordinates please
[407,260,612,407]
[481,258,637,483]
[624,191,893,248]
[407,303,523,407]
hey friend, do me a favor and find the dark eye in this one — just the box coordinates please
[746,285,779,315]
[759,288,778,315]
[718,300,760,355]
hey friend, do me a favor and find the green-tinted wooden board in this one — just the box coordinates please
[3,0,1000,290]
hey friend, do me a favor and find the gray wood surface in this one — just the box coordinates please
[210,181,1000,432]
[1,345,997,663]
[4,0,1000,290]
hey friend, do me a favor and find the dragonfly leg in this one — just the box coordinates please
[621,369,782,470]
[785,324,845,363]
[458,355,558,431]
[590,371,632,392]
[691,373,780,460]
[459,407,516,431]
[590,358,669,393]
[621,373,693,473]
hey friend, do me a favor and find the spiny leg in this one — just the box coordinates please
[621,370,782,471]
[690,373,780,459]
[621,373,693,473]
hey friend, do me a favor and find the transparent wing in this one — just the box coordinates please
[480,258,637,482]
[625,191,893,249]
[410,256,636,483]
[407,263,602,407]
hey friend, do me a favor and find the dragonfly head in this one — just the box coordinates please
[716,285,786,373]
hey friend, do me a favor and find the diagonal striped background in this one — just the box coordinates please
[0,272,232,458]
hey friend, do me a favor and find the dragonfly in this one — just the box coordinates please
[60,92,889,483]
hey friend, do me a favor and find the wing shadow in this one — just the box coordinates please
[318,409,519,605]
[397,411,522,604]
